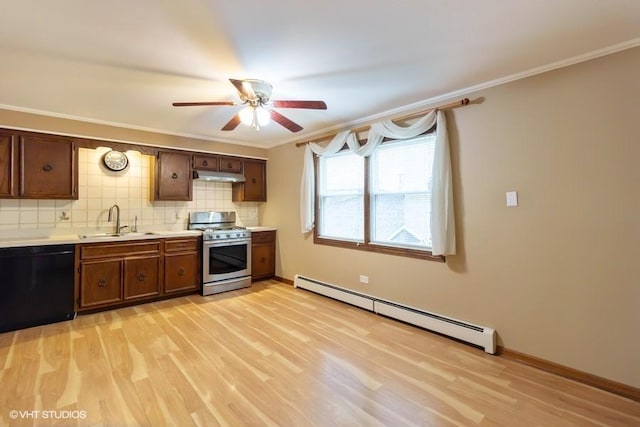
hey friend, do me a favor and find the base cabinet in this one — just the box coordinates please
[251,230,276,281]
[75,237,200,312]
[164,238,199,294]
[79,259,123,308]
[124,255,161,300]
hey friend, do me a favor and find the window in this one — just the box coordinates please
[315,134,443,261]
[317,151,364,241]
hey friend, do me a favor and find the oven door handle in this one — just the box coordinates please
[204,239,251,247]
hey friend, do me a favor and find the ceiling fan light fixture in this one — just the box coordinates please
[256,105,271,126]
[239,106,254,126]
[239,105,271,129]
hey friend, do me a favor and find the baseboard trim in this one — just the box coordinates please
[274,276,294,285]
[272,276,638,401]
[498,346,640,402]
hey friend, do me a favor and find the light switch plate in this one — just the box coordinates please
[506,191,518,207]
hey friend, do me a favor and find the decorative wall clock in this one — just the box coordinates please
[102,150,129,171]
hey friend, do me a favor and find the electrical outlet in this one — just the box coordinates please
[359,275,369,284]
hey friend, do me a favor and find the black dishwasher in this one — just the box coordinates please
[0,244,76,333]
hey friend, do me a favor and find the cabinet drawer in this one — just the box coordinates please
[193,155,218,171]
[219,156,242,173]
[165,238,199,253]
[251,230,276,243]
[80,241,161,259]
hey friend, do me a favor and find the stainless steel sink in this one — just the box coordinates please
[77,233,120,239]
[77,232,156,239]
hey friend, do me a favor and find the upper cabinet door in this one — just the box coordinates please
[232,159,266,202]
[0,132,17,197]
[219,156,242,173]
[153,151,193,201]
[19,135,78,199]
[193,154,218,171]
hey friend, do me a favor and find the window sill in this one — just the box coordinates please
[313,236,445,262]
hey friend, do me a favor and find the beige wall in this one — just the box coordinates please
[263,47,640,388]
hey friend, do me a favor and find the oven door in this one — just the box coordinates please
[203,238,251,283]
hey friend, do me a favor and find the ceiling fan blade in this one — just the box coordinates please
[229,78,256,100]
[221,114,241,131]
[270,110,303,133]
[272,100,327,110]
[172,101,234,107]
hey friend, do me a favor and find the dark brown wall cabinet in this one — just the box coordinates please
[251,230,276,281]
[75,237,200,312]
[0,132,17,197]
[233,159,267,202]
[219,156,242,173]
[153,151,193,201]
[193,154,218,171]
[0,130,78,199]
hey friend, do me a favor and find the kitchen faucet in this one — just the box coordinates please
[107,204,121,235]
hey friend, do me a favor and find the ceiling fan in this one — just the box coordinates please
[172,78,327,133]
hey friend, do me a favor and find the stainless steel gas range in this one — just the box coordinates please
[188,211,251,296]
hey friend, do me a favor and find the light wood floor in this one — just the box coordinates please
[1,280,638,426]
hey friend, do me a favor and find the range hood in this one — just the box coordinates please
[193,170,245,183]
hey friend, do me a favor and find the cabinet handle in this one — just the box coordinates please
[227,162,232,169]
[178,268,185,276]
[97,279,107,287]
[42,164,53,172]
[202,160,208,166]
[171,173,178,179]
[252,177,257,184]
[137,273,146,282]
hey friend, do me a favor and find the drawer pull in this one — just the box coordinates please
[97,279,107,287]
[171,173,178,179]
[227,162,232,168]
[137,273,146,282]
[42,164,54,172]
[178,268,185,276]
[202,160,208,166]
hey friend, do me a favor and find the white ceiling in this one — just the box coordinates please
[1,1,639,148]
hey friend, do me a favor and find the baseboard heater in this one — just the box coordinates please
[294,274,496,354]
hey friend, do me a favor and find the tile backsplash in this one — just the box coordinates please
[0,147,259,232]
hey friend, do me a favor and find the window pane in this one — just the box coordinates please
[319,195,364,240]
[371,193,432,248]
[371,137,434,193]
[318,152,364,241]
[370,136,435,249]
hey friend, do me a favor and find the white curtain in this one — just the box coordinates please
[300,110,455,256]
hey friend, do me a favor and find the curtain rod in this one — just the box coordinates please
[295,97,470,147]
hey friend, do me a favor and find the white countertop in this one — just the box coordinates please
[0,230,202,249]
[247,226,277,232]
[0,227,277,248]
